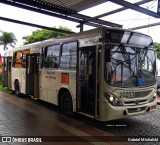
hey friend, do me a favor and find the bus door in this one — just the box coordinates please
[26,54,39,98]
[77,46,99,118]
[2,57,12,88]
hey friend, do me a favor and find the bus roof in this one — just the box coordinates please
[4,27,152,53]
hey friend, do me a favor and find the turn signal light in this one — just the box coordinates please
[150,105,156,110]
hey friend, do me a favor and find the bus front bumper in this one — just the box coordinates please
[100,100,157,121]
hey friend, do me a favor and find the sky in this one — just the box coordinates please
[0,0,160,55]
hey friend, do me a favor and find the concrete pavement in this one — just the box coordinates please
[0,91,131,145]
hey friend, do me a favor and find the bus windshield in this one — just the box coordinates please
[105,45,156,87]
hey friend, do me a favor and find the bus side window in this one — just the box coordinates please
[60,42,77,69]
[22,49,30,68]
[80,52,87,79]
[14,51,22,68]
[44,45,60,69]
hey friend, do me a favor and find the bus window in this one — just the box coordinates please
[60,42,77,69]
[14,51,22,68]
[44,45,60,68]
[22,49,30,68]
[80,52,87,79]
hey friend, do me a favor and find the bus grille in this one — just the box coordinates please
[134,90,152,98]
[128,107,146,113]
[124,99,148,106]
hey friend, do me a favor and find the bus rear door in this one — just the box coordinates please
[2,57,12,88]
[26,54,39,98]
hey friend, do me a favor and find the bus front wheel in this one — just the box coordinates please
[60,92,73,115]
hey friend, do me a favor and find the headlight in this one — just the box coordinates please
[104,92,123,106]
[149,92,157,102]
[150,93,157,102]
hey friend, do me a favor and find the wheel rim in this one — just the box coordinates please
[15,82,19,95]
[63,97,72,111]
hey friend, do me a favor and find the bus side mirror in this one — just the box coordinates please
[105,45,111,62]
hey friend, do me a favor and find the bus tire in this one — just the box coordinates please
[15,80,20,97]
[60,92,73,115]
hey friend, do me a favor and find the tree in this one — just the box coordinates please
[0,31,17,50]
[154,42,160,59]
[23,26,72,44]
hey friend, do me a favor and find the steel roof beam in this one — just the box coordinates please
[0,0,122,28]
[0,0,82,24]
[108,0,160,18]
[129,22,160,30]
[92,0,153,19]
[0,0,100,27]
[76,0,152,27]
[0,16,74,34]
[73,13,122,27]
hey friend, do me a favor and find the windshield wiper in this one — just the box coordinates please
[118,44,134,76]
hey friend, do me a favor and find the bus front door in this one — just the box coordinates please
[78,47,99,118]
[2,57,12,88]
[26,54,39,98]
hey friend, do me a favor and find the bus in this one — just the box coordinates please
[2,27,157,121]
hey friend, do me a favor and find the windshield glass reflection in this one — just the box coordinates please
[105,45,156,87]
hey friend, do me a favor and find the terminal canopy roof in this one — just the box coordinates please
[0,0,160,33]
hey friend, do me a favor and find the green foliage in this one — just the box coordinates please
[157,51,160,59]
[154,42,160,51]
[0,31,17,50]
[23,26,72,44]
[0,82,10,92]
[0,74,10,92]
[0,74,2,82]
[154,42,160,59]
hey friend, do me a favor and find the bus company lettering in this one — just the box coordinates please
[45,71,56,79]
[85,38,99,45]
[79,36,100,47]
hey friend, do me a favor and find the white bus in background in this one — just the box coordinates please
[2,27,157,121]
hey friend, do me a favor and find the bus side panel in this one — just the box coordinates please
[67,71,77,112]
[11,68,22,92]
[39,70,76,111]
[39,69,57,103]
[58,71,77,112]
[39,69,48,102]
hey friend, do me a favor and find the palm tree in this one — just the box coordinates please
[0,31,17,50]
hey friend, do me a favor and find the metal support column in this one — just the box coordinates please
[79,22,84,32]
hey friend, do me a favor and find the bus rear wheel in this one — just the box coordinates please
[15,81,20,97]
[60,92,73,115]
